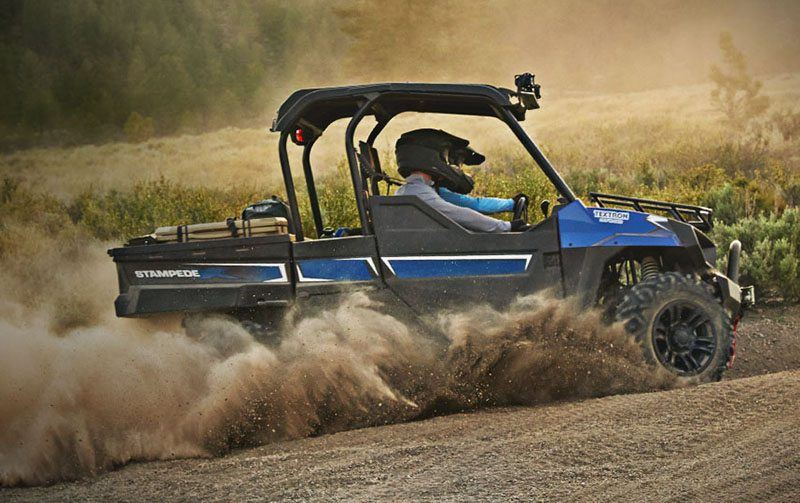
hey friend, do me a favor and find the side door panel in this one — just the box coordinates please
[370,195,563,313]
[292,235,382,299]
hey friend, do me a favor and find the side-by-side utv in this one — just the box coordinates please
[109,74,754,382]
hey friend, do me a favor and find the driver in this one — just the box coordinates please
[394,129,530,233]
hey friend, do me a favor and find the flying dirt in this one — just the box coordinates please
[0,263,674,487]
[2,302,798,501]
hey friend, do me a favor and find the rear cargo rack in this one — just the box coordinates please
[589,192,713,231]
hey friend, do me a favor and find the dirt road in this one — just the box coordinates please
[4,305,799,502]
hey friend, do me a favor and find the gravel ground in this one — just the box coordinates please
[4,305,799,502]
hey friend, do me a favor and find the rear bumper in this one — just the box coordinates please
[714,272,743,314]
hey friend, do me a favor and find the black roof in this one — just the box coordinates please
[270,83,522,134]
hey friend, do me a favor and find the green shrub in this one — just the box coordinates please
[713,209,800,300]
[771,108,800,141]
[315,162,361,231]
[1,176,20,204]
[0,177,68,257]
[703,184,749,224]
[7,145,798,303]
[68,178,265,240]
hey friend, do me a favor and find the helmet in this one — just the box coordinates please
[395,129,485,194]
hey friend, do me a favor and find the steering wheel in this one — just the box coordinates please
[512,193,529,223]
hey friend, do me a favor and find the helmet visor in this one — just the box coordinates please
[447,146,485,166]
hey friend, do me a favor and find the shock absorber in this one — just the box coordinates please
[640,256,661,281]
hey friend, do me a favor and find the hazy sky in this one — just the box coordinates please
[292,0,800,93]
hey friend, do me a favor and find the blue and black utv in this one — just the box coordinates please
[109,75,753,383]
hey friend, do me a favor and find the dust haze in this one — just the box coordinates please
[0,239,673,486]
[292,0,800,95]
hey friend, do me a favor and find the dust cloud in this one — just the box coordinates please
[0,244,674,486]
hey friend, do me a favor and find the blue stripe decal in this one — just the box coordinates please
[190,263,287,283]
[385,257,530,279]
[297,258,376,282]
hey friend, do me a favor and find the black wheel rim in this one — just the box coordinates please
[652,301,717,376]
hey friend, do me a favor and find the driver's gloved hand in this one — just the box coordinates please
[510,219,532,232]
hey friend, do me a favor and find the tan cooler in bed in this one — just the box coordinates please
[151,216,289,243]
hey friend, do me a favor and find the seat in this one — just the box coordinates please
[357,141,402,196]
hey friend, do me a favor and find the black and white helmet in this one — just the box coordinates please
[395,129,485,194]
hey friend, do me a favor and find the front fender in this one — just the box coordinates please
[556,201,715,305]
[557,201,681,248]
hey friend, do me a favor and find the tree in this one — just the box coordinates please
[710,32,770,130]
[123,112,155,143]
[0,0,297,144]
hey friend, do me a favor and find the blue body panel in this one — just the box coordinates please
[191,264,285,283]
[197,267,239,281]
[385,256,530,279]
[297,258,376,282]
[558,200,681,248]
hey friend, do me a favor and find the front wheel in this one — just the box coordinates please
[615,272,733,382]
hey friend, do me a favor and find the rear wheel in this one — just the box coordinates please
[615,272,733,382]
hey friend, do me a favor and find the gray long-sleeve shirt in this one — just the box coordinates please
[394,174,511,233]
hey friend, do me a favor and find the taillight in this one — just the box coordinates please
[293,128,305,144]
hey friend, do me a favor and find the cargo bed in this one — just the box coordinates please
[108,234,293,316]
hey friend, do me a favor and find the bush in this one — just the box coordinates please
[713,209,800,300]
[68,178,264,240]
[0,177,70,257]
[123,112,155,143]
[314,161,361,232]
[771,108,800,141]
[476,149,559,218]
[6,140,798,304]
[1,177,20,204]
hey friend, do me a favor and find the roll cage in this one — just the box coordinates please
[270,81,577,241]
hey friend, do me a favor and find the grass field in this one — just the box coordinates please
[2,73,798,198]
